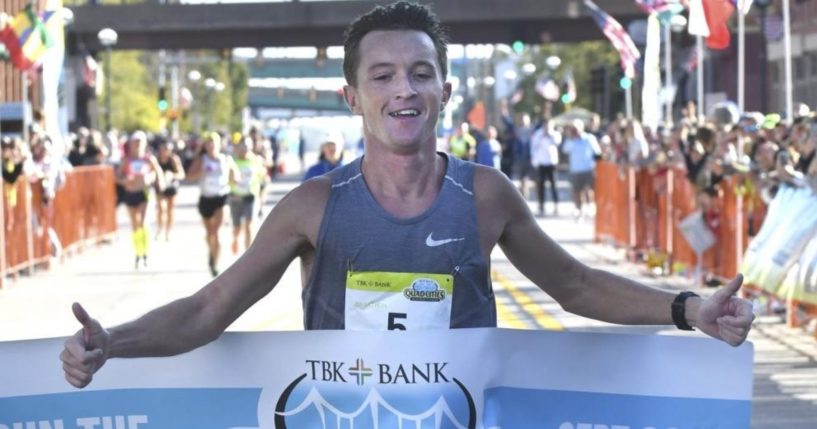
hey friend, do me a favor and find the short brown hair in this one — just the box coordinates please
[342,1,449,87]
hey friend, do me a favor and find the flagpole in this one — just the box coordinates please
[738,1,745,114]
[626,85,633,119]
[783,0,793,122]
[664,22,673,127]
[696,35,705,123]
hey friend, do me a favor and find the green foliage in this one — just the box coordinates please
[104,50,162,133]
[512,41,619,117]
[184,51,249,134]
[97,49,249,135]
[228,62,249,132]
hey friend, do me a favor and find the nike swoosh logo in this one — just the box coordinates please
[425,233,465,247]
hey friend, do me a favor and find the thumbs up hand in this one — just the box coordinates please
[693,274,756,347]
[59,303,111,388]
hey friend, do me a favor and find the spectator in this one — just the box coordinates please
[2,137,27,229]
[448,122,475,160]
[561,119,601,219]
[473,128,500,169]
[530,120,561,217]
[624,119,650,167]
[303,133,346,181]
[68,127,106,167]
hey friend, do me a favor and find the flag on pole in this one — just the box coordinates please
[0,5,54,70]
[584,0,641,78]
[688,0,711,37]
[642,13,662,131]
[702,0,736,50]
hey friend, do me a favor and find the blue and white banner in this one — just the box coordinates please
[0,329,753,429]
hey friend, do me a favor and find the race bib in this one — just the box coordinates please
[345,271,453,331]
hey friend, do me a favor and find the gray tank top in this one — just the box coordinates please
[303,153,496,329]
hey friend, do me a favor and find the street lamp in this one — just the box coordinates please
[187,69,201,83]
[97,28,118,131]
[756,0,772,113]
[186,70,202,133]
[203,78,222,130]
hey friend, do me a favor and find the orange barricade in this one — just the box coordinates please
[50,166,117,252]
[716,176,745,280]
[2,179,46,275]
[595,161,758,285]
[594,162,631,248]
[1,165,117,288]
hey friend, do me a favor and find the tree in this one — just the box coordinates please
[105,50,162,133]
[182,51,249,134]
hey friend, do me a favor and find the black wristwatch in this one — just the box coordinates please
[672,291,700,331]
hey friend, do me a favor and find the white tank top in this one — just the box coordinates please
[200,154,230,197]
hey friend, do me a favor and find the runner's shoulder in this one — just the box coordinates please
[271,175,332,230]
[472,164,518,204]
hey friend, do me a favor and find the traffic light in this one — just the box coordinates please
[512,40,525,54]
[157,87,169,112]
[619,75,632,90]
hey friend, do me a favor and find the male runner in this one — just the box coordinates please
[61,1,754,388]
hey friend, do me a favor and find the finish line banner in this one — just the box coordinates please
[0,329,753,429]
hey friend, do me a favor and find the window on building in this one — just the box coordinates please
[811,53,817,75]
[795,57,806,80]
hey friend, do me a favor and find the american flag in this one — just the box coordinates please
[585,0,641,78]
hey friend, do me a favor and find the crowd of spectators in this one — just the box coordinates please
[601,102,817,236]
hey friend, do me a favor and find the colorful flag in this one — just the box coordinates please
[702,0,736,50]
[584,0,641,78]
[0,5,53,70]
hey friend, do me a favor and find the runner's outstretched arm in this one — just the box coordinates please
[480,167,754,346]
[60,178,330,388]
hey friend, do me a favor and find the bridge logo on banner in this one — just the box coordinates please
[273,357,475,428]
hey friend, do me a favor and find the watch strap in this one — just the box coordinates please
[672,291,700,331]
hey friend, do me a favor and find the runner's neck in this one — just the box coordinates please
[360,151,446,218]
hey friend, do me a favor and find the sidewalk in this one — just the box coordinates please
[1,174,815,427]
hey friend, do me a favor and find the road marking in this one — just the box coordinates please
[492,270,564,331]
[496,295,528,329]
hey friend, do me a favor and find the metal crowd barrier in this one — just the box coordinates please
[0,165,117,288]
